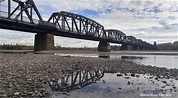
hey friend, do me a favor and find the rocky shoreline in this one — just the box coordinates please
[0,53,178,97]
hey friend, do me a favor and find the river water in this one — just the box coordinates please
[56,51,178,69]
[53,51,178,98]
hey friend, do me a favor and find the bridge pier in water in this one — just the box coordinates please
[34,33,54,51]
[98,41,111,52]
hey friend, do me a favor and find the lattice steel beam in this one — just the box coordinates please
[7,0,42,23]
[48,11,105,39]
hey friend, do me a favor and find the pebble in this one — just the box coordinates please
[117,73,123,77]
[127,81,131,85]
[124,77,130,79]
[161,85,166,88]
[155,77,159,80]
[102,80,106,84]
[131,73,135,77]
[136,75,140,78]
[173,86,176,89]
[162,81,167,84]
[14,92,20,96]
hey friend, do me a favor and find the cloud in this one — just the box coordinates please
[54,36,98,47]
[0,29,35,45]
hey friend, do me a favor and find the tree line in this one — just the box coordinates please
[0,41,178,50]
[157,41,178,50]
[0,44,96,50]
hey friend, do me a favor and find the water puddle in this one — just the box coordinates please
[47,70,178,98]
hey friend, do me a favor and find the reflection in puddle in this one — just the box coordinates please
[49,69,105,92]
[49,70,178,98]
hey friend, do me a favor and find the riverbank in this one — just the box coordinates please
[1,50,178,55]
[0,53,178,97]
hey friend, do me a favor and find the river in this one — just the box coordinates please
[55,51,178,69]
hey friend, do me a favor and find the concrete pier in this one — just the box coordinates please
[34,33,54,51]
[98,40,111,52]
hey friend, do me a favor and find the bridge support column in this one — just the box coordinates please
[34,33,54,51]
[98,40,111,52]
[120,44,128,50]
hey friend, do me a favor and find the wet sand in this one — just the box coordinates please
[0,52,178,97]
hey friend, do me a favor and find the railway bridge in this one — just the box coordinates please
[0,0,158,51]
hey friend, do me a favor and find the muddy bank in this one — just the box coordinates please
[0,53,177,97]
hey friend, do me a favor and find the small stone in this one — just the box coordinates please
[102,80,106,84]
[173,86,176,89]
[21,93,27,97]
[14,92,20,96]
[131,73,135,77]
[124,77,130,79]
[162,81,167,84]
[136,75,140,78]
[118,87,121,89]
[155,77,159,80]
[127,81,131,85]
[125,73,128,76]
[117,73,123,77]
[161,85,166,88]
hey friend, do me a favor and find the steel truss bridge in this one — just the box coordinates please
[0,0,158,51]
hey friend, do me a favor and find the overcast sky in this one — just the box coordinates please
[0,0,178,47]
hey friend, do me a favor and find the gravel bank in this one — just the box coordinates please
[0,53,177,97]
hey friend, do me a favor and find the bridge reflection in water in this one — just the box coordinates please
[49,69,105,92]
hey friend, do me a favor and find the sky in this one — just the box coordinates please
[0,0,178,47]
